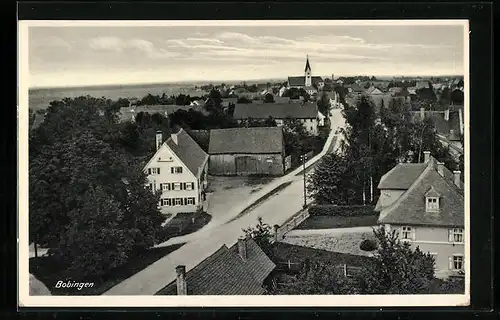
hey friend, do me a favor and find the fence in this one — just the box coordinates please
[272,208,310,242]
[274,261,362,277]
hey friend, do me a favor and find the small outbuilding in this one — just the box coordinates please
[208,127,285,176]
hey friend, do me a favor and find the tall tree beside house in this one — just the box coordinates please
[356,226,435,294]
[342,95,377,204]
[317,91,331,116]
[29,96,167,275]
[307,152,358,205]
[55,185,135,278]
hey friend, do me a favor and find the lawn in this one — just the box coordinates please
[282,231,376,257]
[296,215,379,230]
[269,242,374,268]
[158,211,212,243]
[29,243,185,295]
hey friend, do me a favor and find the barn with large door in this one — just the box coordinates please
[208,127,285,176]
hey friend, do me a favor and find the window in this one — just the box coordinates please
[161,183,171,191]
[449,228,464,243]
[426,197,439,211]
[148,167,160,175]
[185,182,194,190]
[451,255,464,270]
[401,226,413,240]
[161,198,169,206]
[146,183,153,191]
[186,197,195,205]
[171,166,183,174]
[173,182,182,191]
[174,198,183,206]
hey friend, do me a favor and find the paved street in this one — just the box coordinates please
[104,108,346,295]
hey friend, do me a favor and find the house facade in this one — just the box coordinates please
[144,128,209,214]
[208,127,285,176]
[232,103,324,136]
[375,151,464,279]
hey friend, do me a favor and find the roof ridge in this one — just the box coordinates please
[379,161,433,222]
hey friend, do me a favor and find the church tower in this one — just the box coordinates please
[304,55,312,87]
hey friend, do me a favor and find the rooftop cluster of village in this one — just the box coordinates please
[28,56,465,297]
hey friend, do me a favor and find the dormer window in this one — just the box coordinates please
[426,197,439,212]
[424,186,441,212]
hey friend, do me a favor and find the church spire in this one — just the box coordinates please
[304,55,311,73]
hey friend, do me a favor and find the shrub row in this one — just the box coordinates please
[308,205,376,217]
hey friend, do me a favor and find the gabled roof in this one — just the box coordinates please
[365,86,384,95]
[287,76,324,87]
[233,103,318,120]
[424,186,441,197]
[378,163,428,190]
[208,127,284,155]
[378,158,464,227]
[119,104,208,122]
[156,239,275,295]
[409,110,462,139]
[165,128,209,178]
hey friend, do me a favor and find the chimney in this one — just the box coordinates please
[175,265,187,295]
[237,237,247,260]
[444,109,450,121]
[453,170,461,188]
[155,131,162,150]
[171,133,178,145]
[420,107,425,120]
[437,162,444,177]
[423,151,431,163]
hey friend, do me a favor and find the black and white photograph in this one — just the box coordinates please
[18,20,469,307]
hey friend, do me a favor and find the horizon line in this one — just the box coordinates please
[28,74,464,91]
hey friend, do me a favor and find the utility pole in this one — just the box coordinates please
[301,153,307,208]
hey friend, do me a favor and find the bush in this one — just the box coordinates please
[359,239,377,252]
[309,205,375,217]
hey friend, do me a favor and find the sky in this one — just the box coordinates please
[26,22,466,88]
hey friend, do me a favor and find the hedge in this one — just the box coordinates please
[308,205,376,217]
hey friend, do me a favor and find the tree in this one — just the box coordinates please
[317,91,331,116]
[243,217,273,254]
[29,96,168,276]
[356,226,435,294]
[307,153,357,205]
[273,260,353,295]
[55,186,134,278]
[263,93,275,103]
[237,96,252,104]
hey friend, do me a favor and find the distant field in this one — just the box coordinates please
[28,83,209,111]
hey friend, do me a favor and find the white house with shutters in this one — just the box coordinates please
[143,128,209,214]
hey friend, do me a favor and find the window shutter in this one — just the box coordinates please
[411,228,416,241]
[192,182,195,189]
[182,183,186,190]
[179,167,183,173]
[157,168,160,174]
[159,183,162,190]
[448,257,453,270]
[171,167,174,174]
[448,229,453,242]
[148,168,151,175]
